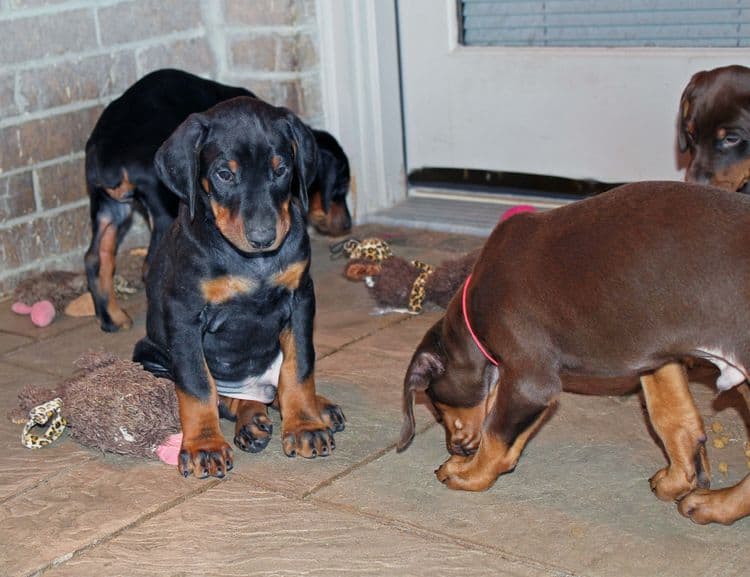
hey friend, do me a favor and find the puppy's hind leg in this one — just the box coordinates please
[641,362,709,502]
[677,381,750,524]
[85,198,133,332]
[220,397,273,454]
[436,364,559,491]
[679,473,750,525]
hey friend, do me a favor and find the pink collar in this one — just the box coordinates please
[461,274,499,366]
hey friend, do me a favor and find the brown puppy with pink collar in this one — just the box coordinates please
[398,180,750,525]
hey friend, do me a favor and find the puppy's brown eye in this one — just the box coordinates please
[722,135,742,148]
[274,165,287,178]
[216,168,233,183]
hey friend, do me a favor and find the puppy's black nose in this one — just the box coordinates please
[248,228,276,250]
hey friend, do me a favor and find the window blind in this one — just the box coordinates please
[459,0,750,47]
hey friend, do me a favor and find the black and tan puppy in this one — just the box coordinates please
[399,181,750,525]
[307,129,352,236]
[85,68,352,332]
[133,97,345,479]
[678,64,750,192]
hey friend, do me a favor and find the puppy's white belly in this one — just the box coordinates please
[215,352,282,403]
[695,349,748,392]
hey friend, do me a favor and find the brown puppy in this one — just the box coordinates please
[399,181,750,525]
[678,64,750,192]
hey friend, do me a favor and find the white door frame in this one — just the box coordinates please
[316,0,406,222]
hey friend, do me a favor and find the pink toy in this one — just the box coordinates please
[155,432,183,465]
[12,300,56,327]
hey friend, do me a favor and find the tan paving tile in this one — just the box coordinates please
[3,319,146,377]
[338,310,442,359]
[314,305,403,352]
[214,369,417,497]
[0,331,33,355]
[0,362,97,503]
[0,456,217,577]
[314,390,750,577]
[41,476,554,577]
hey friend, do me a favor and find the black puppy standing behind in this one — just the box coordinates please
[85,68,351,332]
[133,97,344,478]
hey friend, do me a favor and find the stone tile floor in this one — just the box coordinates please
[1,224,748,577]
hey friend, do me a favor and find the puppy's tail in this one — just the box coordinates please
[397,387,419,453]
[397,347,445,452]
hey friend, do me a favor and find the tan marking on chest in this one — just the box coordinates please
[201,276,257,304]
[273,259,308,290]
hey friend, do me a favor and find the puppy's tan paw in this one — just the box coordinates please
[678,488,743,525]
[649,466,695,502]
[435,454,496,492]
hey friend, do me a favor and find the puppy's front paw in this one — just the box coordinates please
[282,422,334,458]
[649,443,709,501]
[435,454,496,492]
[649,466,695,501]
[179,436,233,479]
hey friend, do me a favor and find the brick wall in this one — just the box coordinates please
[0,0,322,296]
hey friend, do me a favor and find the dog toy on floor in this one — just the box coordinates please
[10,248,146,328]
[10,351,181,464]
[340,205,536,313]
[11,271,88,327]
[370,250,479,312]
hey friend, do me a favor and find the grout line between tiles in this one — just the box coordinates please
[0,456,97,506]
[315,312,415,361]
[306,494,580,577]
[25,479,223,577]
[301,421,438,499]
[230,449,577,577]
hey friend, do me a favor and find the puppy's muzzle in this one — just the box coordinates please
[447,431,480,456]
[449,441,478,456]
[248,227,277,250]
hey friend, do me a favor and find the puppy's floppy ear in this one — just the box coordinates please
[397,340,445,453]
[281,109,318,213]
[677,84,694,153]
[154,113,208,220]
[677,71,708,153]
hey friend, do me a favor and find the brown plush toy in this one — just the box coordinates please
[10,248,145,327]
[346,205,537,313]
[369,250,479,312]
[10,352,180,462]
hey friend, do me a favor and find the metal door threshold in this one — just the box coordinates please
[363,187,571,237]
